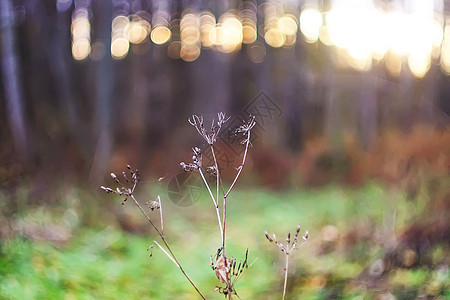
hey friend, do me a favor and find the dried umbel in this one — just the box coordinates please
[235,115,256,145]
[100,165,139,205]
[180,147,202,172]
[265,225,309,255]
[182,113,257,299]
[146,197,161,212]
[188,112,230,145]
[206,165,218,177]
[265,225,309,300]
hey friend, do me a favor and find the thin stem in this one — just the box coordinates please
[130,194,161,235]
[211,145,232,300]
[158,196,164,234]
[224,131,251,199]
[153,240,177,266]
[199,167,223,240]
[282,254,289,300]
[210,145,220,213]
[130,195,206,300]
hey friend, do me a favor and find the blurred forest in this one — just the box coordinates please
[0,0,449,194]
[0,0,449,299]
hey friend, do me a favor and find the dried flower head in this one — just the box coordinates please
[265,225,308,255]
[188,112,230,145]
[206,165,218,177]
[146,200,161,211]
[100,165,140,204]
[180,147,203,172]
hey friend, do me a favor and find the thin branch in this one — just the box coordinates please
[130,195,206,299]
[211,145,232,300]
[199,167,223,240]
[154,240,178,267]
[158,195,164,235]
[282,254,289,300]
[224,130,251,199]
[210,145,220,213]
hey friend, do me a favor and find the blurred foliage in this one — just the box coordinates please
[0,180,448,299]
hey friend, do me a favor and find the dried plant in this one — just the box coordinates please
[101,165,206,299]
[211,248,254,299]
[181,113,256,299]
[101,113,311,299]
[265,225,309,300]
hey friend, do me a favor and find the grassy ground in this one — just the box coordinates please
[0,183,449,299]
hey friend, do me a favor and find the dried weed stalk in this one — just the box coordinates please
[265,225,309,300]
[101,165,206,299]
[101,112,309,299]
[181,113,256,299]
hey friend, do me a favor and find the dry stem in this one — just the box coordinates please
[103,169,206,299]
[199,167,223,241]
[282,254,289,300]
[130,194,206,299]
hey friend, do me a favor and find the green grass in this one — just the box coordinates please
[0,183,448,299]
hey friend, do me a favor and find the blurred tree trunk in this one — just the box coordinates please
[325,76,342,152]
[48,9,88,157]
[285,46,305,151]
[360,75,377,150]
[89,1,113,184]
[0,0,28,161]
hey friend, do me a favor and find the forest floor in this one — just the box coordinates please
[0,182,449,299]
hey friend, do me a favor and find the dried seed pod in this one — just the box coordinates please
[100,186,116,193]
[147,245,154,257]
[122,171,129,182]
[146,200,161,211]
[265,231,273,242]
[213,255,230,284]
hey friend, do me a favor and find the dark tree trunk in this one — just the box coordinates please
[0,0,29,161]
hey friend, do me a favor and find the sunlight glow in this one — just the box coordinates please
[300,8,322,43]
[440,22,450,75]
[67,1,449,75]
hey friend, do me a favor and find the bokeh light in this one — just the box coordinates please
[199,12,215,48]
[151,11,171,45]
[151,26,171,45]
[71,8,91,60]
[180,12,201,61]
[64,1,450,75]
[265,29,284,48]
[126,13,151,44]
[300,8,322,43]
[214,11,243,53]
[240,2,257,44]
[111,15,130,59]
